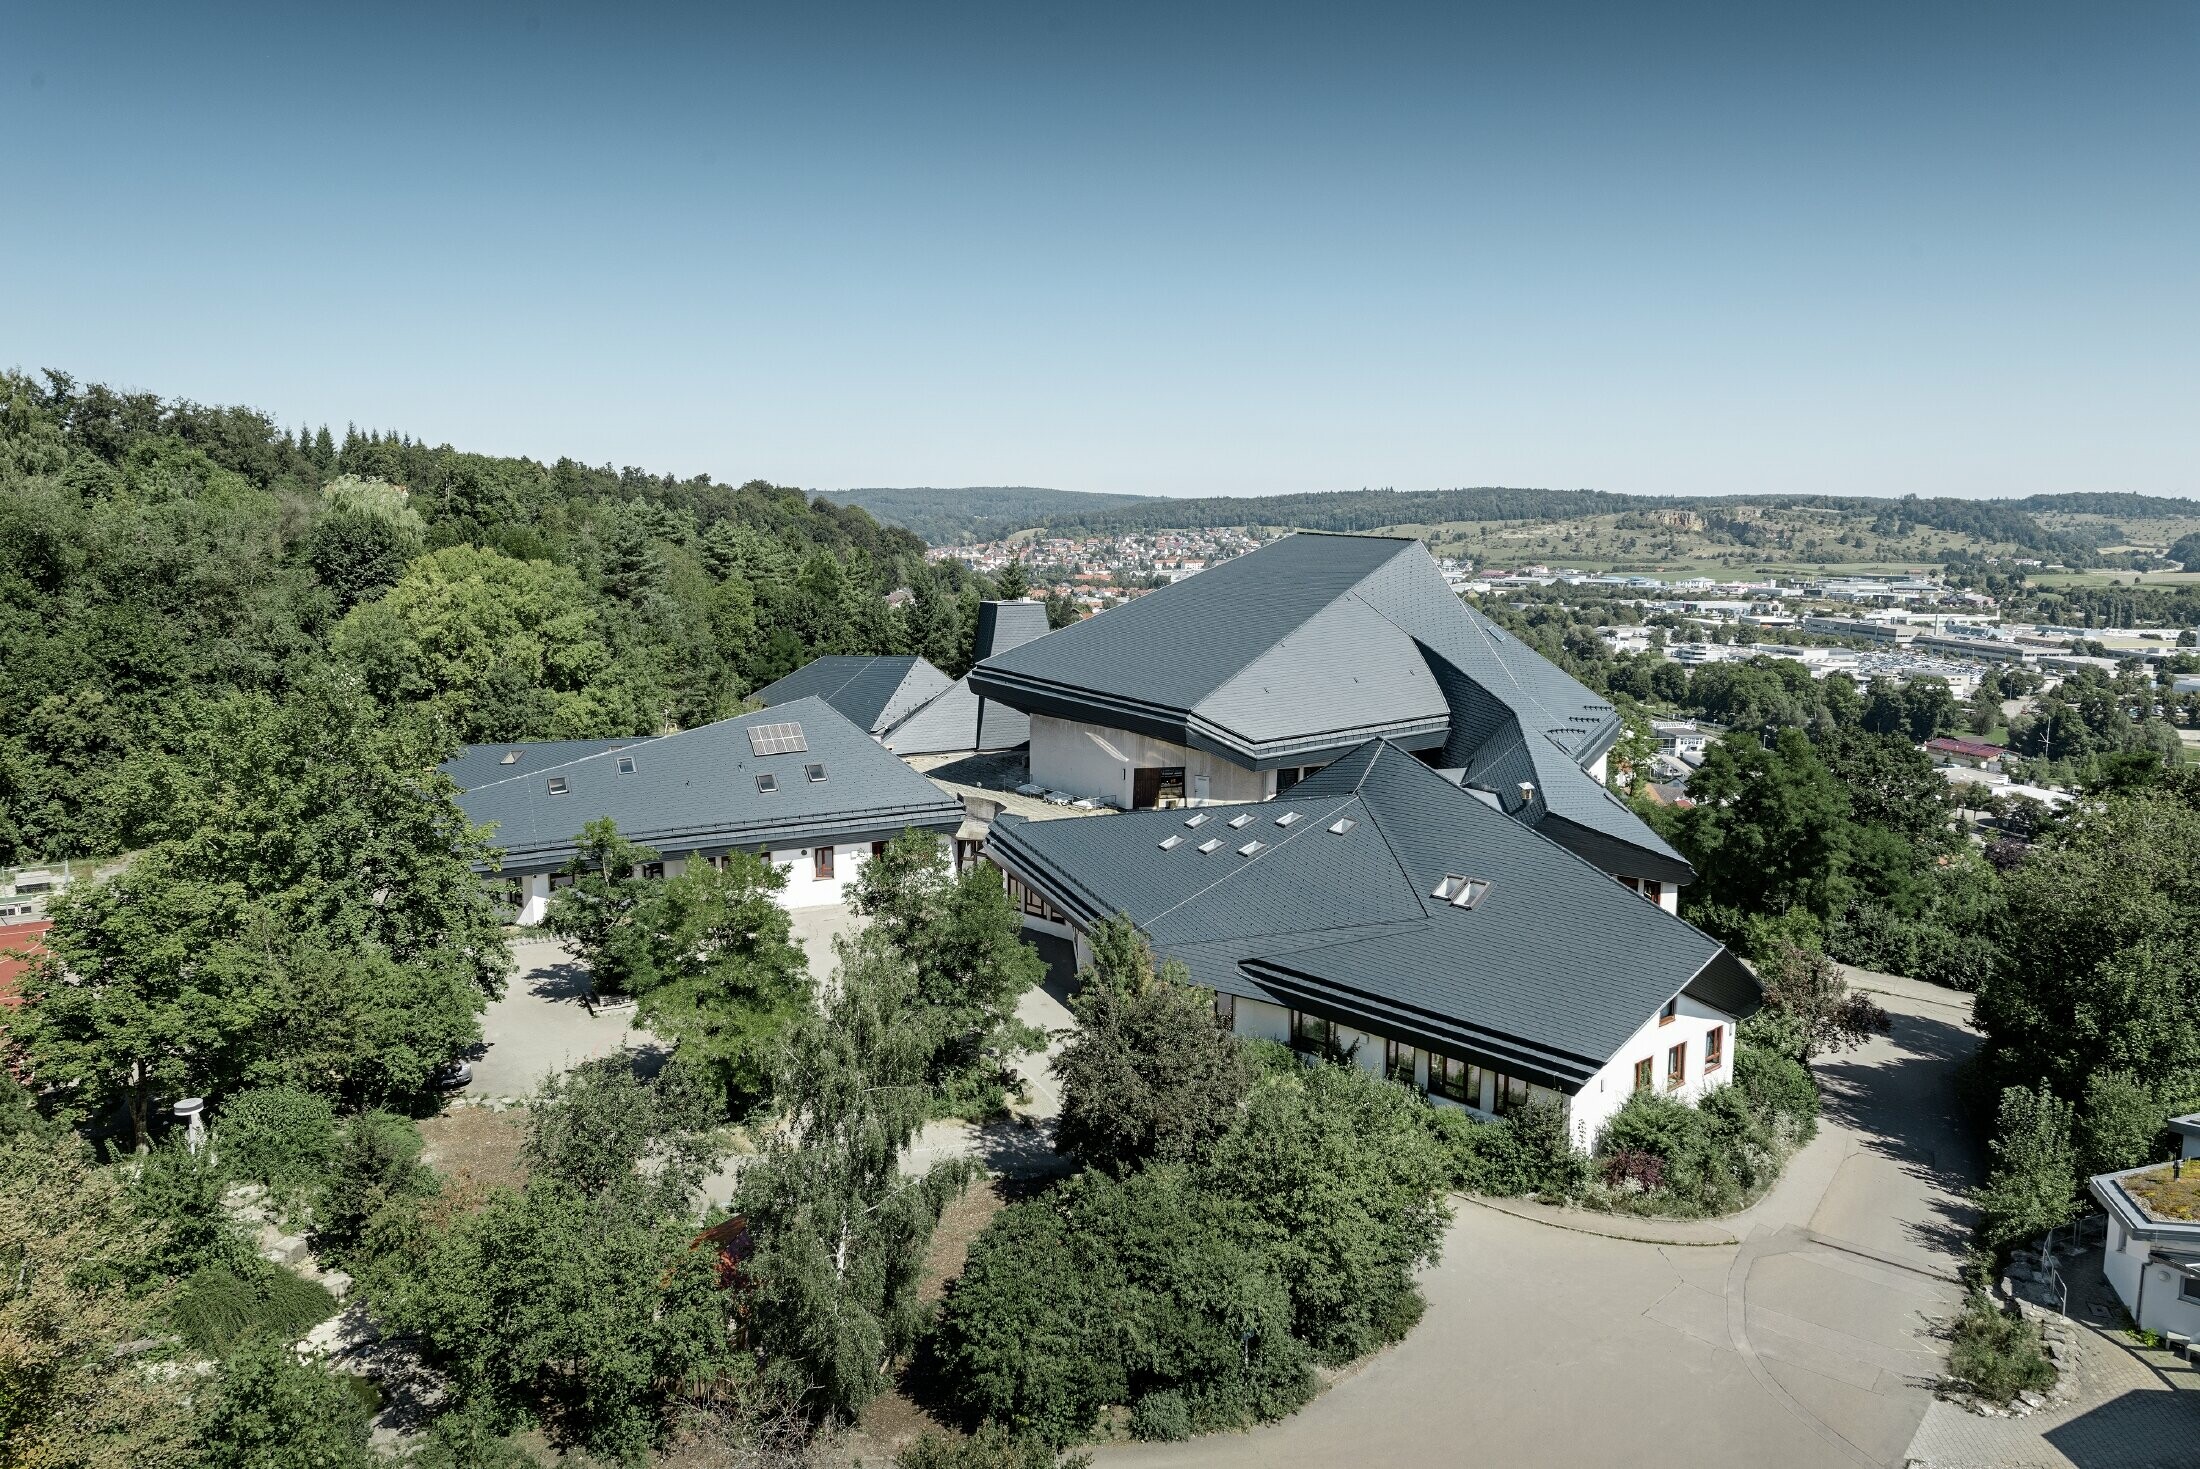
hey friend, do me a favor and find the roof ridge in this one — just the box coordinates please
[453,732,666,793]
[1193,538,1426,698]
[1334,747,1442,919]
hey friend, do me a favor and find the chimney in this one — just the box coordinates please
[1517,781,1536,806]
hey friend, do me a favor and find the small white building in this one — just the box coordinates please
[2088,1115,2200,1339]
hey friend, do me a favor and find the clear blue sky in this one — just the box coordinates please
[4,1,2193,499]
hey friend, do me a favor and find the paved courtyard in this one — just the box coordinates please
[1097,970,1987,1469]
[462,904,869,1103]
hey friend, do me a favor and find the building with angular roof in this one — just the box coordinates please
[986,740,1757,1147]
[753,600,1053,757]
[969,532,1691,903]
[450,698,962,923]
[750,657,954,739]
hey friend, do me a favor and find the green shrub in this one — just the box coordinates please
[2077,1070,2169,1179]
[313,1110,435,1263]
[1734,1044,1818,1133]
[130,1140,254,1280]
[1202,1061,1451,1363]
[196,1330,372,1468]
[1595,1092,1744,1215]
[1975,1084,2081,1252]
[1944,1291,2056,1403]
[897,1424,1088,1469]
[216,1087,337,1203]
[169,1262,339,1357]
[930,1168,1313,1448]
[1128,1388,1192,1442]
[1422,1106,1527,1195]
[1508,1098,1591,1196]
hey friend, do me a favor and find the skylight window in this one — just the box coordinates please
[616,756,636,775]
[1432,875,1491,909]
[1159,835,1182,851]
[1227,813,1253,829]
[546,776,569,795]
[1328,818,1355,835]
[747,721,808,756]
[500,751,521,765]
[1183,813,1208,828]
[755,773,778,793]
[805,763,827,783]
[1195,838,1222,854]
[1274,811,1300,827]
[1237,840,1265,857]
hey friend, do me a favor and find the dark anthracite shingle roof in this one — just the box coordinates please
[969,532,1686,881]
[440,737,644,793]
[986,740,1756,1089]
[454,698,963,871]
[752,656,953,736]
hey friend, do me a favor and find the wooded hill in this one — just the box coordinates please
[0,371,1015,866]
[814,485,1155,544]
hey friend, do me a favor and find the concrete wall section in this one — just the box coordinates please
[1028,714,1271,807]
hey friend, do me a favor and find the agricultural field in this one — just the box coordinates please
[1379,502,2030,576]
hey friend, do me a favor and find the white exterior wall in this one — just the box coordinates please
[764,843,872,909]
[1028,714,1271,808]
[1233,996,1291,1045]
[499,843,875,925]
[2102,1215,2200,1336]
[1568,992,1738,1151]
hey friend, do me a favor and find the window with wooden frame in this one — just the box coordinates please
[1633,1057,1653,1092]
[1659,996,1679,1025]
[1667,1042,1686,1089]
[813,846,835,882]
[1704,1025,1724,1071]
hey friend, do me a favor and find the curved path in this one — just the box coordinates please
[1096,969,1981,1469]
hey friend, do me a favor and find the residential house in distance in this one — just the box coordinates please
[448,698,963,924]
[986,740,1759,1150]
[1923,736,2006,773]
[2087,1114,2200,1340]
[752,600,1052,757]
[969,532,1692,909]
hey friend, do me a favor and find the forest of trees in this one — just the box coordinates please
[0,371,1033,867]
[814,486,1155,545]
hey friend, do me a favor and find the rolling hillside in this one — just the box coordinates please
[814,486,1156,544]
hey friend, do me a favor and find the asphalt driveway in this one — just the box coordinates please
[1097,970,1982,1469]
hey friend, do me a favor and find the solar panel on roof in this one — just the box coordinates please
[747,721,808,756]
